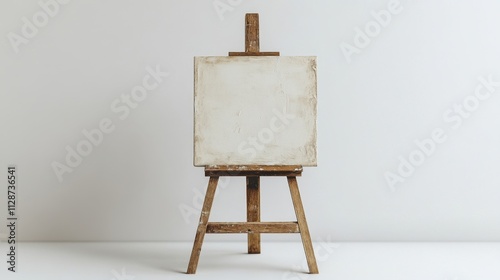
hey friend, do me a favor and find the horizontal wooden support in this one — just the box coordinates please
[228,51,280,56]
[206,222,299,234]
[205,165,302,177]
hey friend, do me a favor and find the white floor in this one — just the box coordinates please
[1,242,499,280]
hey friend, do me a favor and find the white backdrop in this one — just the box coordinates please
[1,0,500,242]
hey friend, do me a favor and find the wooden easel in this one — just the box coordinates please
[187,14,319,274]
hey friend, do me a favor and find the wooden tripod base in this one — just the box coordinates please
[186,165,319,274]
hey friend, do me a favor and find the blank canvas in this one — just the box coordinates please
[194,56,317,166]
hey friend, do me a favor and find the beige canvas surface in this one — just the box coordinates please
[194,56,317,166]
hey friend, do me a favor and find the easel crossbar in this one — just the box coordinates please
[206,222,299,233]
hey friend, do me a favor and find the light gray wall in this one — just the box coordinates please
[1,0,499,241]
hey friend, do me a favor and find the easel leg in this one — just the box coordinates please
[246,176,261,253]
[187,176,219,274]
[287,176,319,274]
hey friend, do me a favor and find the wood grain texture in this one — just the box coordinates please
[228,51,280,56]
[287,176,319,274]
[246,176,260,253]
[228,13,279,56]
[205,165,303,176]
[245,13,259,52]
[187,177,219,274]
[206,222,299,233]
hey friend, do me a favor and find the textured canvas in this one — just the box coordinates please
[194,56,317,166]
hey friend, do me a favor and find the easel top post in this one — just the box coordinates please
[229,13,280,56]
[246,13,260,52]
